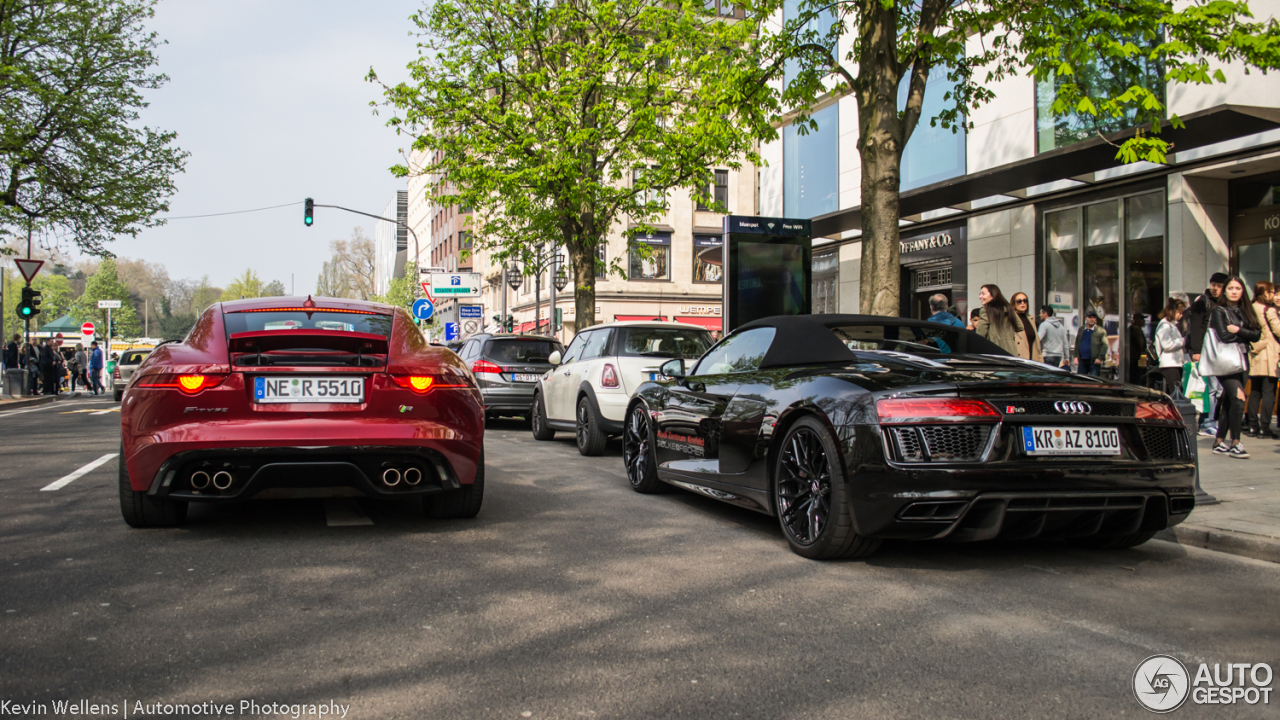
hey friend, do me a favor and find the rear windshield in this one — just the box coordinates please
[224,310,394,337]
[830,323,968,355]
[121,350,150,365]
[617,327,712,359]
[484,338,563,363]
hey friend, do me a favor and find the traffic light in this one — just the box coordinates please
[304,197,314,227]
[504,314,514,332]
[16,286,41,320]
[109,318,118,338]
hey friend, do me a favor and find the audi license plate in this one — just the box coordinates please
[511,373,540,383]
[254,376,365,404]
[1021,426,1121,456]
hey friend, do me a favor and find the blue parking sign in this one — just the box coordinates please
[444,322,459,341]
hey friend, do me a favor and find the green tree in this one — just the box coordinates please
[372,262,419,316]
[72,257,139,336]
[219,269,283,302]
[0,0,188,255]
[772,0,1280,315]
[155,297,195,341]
[370,0,776,330]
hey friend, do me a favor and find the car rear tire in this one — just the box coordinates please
[113,388,123,402]
[773,417,879,560]
[426,451,484,519]
[623,404,666,494]
[576,396,607,456]
[118,445,187,528]
[531,392,555,441]
[1068,530,1158,550]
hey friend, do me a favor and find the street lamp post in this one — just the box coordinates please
[553,265,569,338]
[506,263,523,332]
[510,247,563,337]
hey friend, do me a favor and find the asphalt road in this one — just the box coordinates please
[1,400,1277,719]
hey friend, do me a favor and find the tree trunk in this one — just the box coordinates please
[568,241,598,332]
[855,0,906,317]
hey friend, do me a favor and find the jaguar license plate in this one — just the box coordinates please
[1021,426,1121,456]
[254,376,365,404]
[511,373,540,383]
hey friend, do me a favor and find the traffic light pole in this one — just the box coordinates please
[310,203,422,291]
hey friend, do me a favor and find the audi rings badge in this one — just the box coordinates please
[1054,400,1092,415]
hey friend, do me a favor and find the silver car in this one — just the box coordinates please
[456,334,564,423]
[112,348,152,401]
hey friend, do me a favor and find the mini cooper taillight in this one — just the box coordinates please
[876,398,1000,424]
[601,363,619,388]
[1135,400,1181,421]
[137,374,227,395]
[391,374,469,394]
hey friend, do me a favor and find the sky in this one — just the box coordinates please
[85,0,427,295]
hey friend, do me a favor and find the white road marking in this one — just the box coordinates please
[89,408,119,415]
[40,454,119,492]
[0,405,58,418]
[324,498,373,527]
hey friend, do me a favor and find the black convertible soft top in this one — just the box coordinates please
[735,314,1010,369]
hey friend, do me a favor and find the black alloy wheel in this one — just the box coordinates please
[576,396,607,456]
[773,417,879,560]
[531,392,555,441]
[623,404,665,493]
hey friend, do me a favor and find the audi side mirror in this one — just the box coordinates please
[548,350,562,366]
[660,358,685,379]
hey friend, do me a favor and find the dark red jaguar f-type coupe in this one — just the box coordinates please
[118,296,484,527]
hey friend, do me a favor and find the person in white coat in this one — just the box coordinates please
[1155,297,1187,395]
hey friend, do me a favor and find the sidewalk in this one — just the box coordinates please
[1156,433,1280,563]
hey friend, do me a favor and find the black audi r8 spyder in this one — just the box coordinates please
[622,314,1196,560]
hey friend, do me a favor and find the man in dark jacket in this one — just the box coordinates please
[3,334,18,370]
[38,339,57,395]
[1186,272,1228,434]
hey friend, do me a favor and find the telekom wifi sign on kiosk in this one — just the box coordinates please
[720,215,813,333]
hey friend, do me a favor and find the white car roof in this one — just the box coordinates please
[584,321,713,331]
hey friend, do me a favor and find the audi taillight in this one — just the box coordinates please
[601,363,619,388]
[137,374,226,395]
[1136,400,1181,421]
[391,374,469,394]
[876,398,1000,424]
[471,359,503,374]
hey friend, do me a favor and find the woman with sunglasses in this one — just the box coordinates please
[1010,292,1044,362]
[975,285,1041,360]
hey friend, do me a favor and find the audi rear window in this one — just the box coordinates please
[224,311,394,337]
[617,327,712,359]
[830,324,963,355]
[484,339,563,364]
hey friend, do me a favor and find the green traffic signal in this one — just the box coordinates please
[304,197,314,227]
[16,286,40,320]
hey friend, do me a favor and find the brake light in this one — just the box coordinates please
[471,359,503,374]
[112,369,121,379]
[601,363,619,388]
[1136,400,1181,421]
[137,374,226,395]
[391,374,469,394]
[876,398,1000,424]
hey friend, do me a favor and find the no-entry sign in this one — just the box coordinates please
[81,322,96,336]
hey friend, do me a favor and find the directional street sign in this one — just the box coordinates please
[81,322,96,336]
[411,298,435,321]
[429,273,482,298]
[14,258,43,283]
[444,322,460,341]
[459,304,483,319]
[97,299,122,309]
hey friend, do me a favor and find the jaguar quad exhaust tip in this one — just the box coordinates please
[190,471,211,490]
[382,468,402,487]
[211,471,233,490]
[403,467,422,486]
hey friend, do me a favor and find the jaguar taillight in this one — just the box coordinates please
[136,374,226,395]
[391,374,469,394]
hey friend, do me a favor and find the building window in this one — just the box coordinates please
[596,244,606,278]
[704,0,743,18]
[1043,190,1165,383]
[629,232,671,281]
[899,65,966,191]
[784,103,839,219]
[782,0,836,91]
[812,250,839,314]
[459,230,471,250]
[694,235,723,283]
[697,170,730,212]
[632,165,664,207]
[1035,54,1164,154]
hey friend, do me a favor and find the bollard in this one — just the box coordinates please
[1169,386,1218,506]
[3,368,27,398]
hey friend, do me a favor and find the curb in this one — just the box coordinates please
[0,395,57,410]
[1156,525,1280,564]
